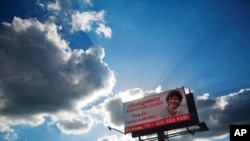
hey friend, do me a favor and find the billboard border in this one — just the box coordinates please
[130,90,201,137]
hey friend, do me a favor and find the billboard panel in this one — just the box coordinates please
[123,87,191,133]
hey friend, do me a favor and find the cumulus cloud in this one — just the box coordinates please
[71,10,112,38]
[0,16,115,134]
[37,0,111,39]
[197,89,250,138]
[98,135,134,141]
[84,0,94,7]
[96,88,250,141]
[47,0,72,11]
[98,135,118,141]
[53,110,94,134]
[96,23,112,39]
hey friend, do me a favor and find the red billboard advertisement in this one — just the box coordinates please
[123,87,191,133]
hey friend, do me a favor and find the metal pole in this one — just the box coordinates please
[157,132,165,141]
[107,126,125,134]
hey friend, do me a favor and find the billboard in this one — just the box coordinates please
[123,87,191,134]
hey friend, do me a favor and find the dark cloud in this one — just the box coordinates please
[176,88,250,140]
[56,115,93,134]
[105,97,124,126]
[0,17,115,121]
[196,89,250,138]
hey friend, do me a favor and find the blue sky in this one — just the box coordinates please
[0,0,250,141]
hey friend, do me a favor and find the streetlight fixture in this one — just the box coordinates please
[107,126,126,135]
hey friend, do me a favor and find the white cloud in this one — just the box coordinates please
[83,0,94,7]
[47,0,61,11]
[96,23,112,38]
[36,0,45,9]
[71,10,112,38]
[197,93,210,100]
[155,85,162,93]
[0,17,115,135]
[71,10,104,31]
[120,88,144,103]
[98,135,118,141]
[40,0,111,39]
[215,88,250,110]
[215,95,228,110]
[54,112,93,134]
[47,0,72,11]
[98,135,134,141]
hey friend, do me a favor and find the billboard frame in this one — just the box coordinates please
[123,87,191,134]
[124,87,209,140]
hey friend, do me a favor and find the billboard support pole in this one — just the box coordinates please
[157,131,166,141]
